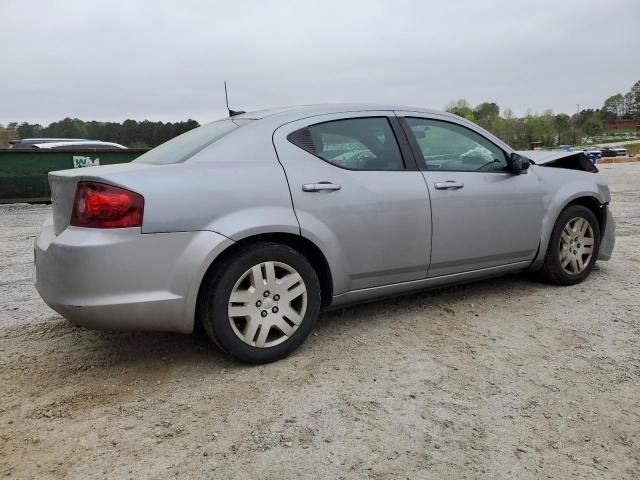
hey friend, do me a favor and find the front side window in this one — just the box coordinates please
[288,117,404,170]
[405,118,508,172]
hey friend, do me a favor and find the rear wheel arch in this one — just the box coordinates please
[196,232,333,316]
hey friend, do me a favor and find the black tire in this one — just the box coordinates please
[198,242,321,363]
[541,205,600,285]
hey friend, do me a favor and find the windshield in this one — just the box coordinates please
[133,118,252,164]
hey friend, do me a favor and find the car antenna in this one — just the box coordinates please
[224,81,245,117]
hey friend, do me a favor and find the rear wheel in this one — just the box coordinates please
[541,205,600,285]
[198,242,321,363]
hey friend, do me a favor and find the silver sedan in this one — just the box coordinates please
[34,105,615,363]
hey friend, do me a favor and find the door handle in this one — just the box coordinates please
[302,182,341,192]
[434,181,464,190]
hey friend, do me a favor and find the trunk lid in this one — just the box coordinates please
[50,170,80,235]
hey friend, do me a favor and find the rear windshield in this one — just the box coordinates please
[133,118,252,164]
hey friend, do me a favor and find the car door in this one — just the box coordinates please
[273,112,431,295]
[397,112,544,278]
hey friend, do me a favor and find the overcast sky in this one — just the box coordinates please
[1,0,638,125]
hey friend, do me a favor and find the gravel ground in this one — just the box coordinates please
[1,163,639,479]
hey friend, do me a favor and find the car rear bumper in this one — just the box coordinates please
[598,205,615,261]
[34,215,234,333]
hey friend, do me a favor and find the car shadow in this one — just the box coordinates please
[318,271,540,327]
[30,267,601,377]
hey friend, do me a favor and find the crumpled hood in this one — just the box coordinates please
[517,150,584,165]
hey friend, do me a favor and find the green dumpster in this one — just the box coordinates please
[0,149,149,203]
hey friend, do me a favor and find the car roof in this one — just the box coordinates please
[233,104,454,122]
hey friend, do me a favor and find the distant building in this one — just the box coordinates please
[603,120,640,131]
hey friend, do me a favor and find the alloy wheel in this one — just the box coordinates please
[559,216,595,275]
[227,261,307,348]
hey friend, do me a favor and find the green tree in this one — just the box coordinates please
[43,118,88,138]
[602,93,624,121]
[526,109,556,147]
[554,114,571,133]
[0,125,10,148]
[16,122,43,139]
[582,116,603,137]
[572,109,603,138]
[121,119,138,146]
[500,108,519,146]
[4,118,200,148]
[445,99,474,120]
[473,102,499,130]
[558,126,585,145]
[627,80,640,120]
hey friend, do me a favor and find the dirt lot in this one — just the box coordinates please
[1,163,639,479]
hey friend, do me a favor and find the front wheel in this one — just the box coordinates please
[541,205,601,285]
[198,242,321,363]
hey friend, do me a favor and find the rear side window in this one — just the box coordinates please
[288,117,404,170]
[134,119,252,164]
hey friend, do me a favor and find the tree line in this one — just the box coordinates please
[1,79,638,150]
[446,79,639,149]
[0,118,200,149]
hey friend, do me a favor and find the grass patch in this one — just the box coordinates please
[603,128,637,135]
[625,144,640,155]
[590,138,639,145]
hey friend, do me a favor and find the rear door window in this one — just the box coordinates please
[288,117,405,170]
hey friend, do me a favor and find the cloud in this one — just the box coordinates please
[1,0,638,124]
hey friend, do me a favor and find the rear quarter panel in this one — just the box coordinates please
[77,125,300,239]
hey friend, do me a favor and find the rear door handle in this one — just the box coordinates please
[302,182,341,192]
[434,181,464,190]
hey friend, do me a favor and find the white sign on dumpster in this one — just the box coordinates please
[73,156,100,168]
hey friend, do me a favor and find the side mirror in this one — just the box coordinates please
[509,153,530,174]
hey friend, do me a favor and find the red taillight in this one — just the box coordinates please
[70,181,144,228]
